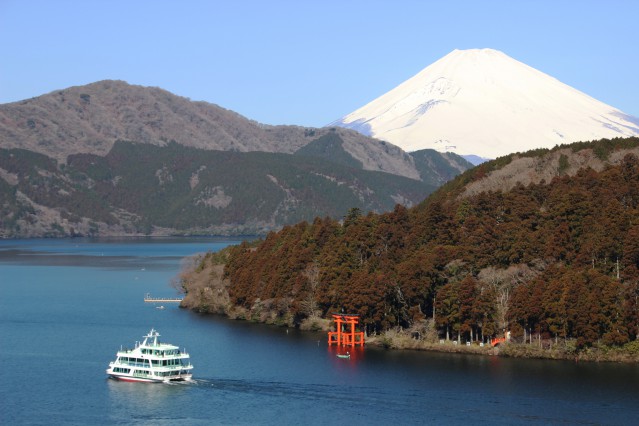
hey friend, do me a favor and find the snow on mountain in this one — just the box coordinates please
[332,48,639,159]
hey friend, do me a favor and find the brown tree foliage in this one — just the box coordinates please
[222,141,639,347]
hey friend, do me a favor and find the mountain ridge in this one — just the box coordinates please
[0,79,471,182]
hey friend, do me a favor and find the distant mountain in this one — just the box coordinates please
[0,141,436,238]
[0,80,471,184]
[332,48,639,159]
[410,148,472,184]
[461,155,491,166]
[0,80,476,237]
[294,132,472,186]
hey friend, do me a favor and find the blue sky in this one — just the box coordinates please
[1,0,637,127]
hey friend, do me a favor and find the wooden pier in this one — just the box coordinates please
[144,293,183,303]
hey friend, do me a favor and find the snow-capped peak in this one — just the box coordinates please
[333,48,639,159]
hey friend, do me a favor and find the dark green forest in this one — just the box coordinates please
[217,138,639,351]
[0,140,435,237]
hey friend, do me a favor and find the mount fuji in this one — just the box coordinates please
[332,48,639,161]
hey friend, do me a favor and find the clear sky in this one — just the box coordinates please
[1,0,637,127]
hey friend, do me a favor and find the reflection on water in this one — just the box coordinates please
[0,248,156,269]
[326,344,365,376]
[107,378,190,411]
[0,237,248,270]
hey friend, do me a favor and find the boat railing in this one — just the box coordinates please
[115,361,150,368]
[116,349,188,358]
[112,360,192,371]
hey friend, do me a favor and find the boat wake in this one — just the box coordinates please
[188,377,410,407]
[186,378,568,425]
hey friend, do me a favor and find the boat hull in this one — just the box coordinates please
[107,372,192,383]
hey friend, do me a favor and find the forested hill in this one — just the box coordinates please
[0,141,435,237]
[183,137,639,354]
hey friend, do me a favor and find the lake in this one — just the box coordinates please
[1,238,638,425]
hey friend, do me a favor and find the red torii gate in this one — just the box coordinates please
[328,314,365,347]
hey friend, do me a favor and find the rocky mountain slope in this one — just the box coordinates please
[0,80,475,237]
[0,80,471,182]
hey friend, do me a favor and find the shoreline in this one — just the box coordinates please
[186,305,639,364]
[178,252,639,365]
[364,334,639,363]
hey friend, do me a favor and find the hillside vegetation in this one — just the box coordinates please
[0,141,434,237]
[182,137,639,360]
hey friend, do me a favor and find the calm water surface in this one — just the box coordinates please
[1,238,638,425]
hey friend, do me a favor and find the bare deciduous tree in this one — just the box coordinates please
[170,253,204,294]
[478,264,540,335]
[301,263,321,317]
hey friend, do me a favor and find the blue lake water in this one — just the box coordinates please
[1,238,639,425]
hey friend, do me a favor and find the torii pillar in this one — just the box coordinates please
[328,314,365,347]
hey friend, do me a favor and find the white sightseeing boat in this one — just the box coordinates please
[106,328,193,383]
